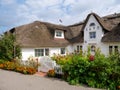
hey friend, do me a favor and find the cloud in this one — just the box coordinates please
[0,0,120,33]
[0,0,16,5]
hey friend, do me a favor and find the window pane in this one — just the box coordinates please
[80,46,82,51]
[45,49,49,56]
[35,49,44,57]
[109,46,112,54]
[89,32,96,39]
[90,23,95,26]
[39,49,44,56]
[56,31,62,37]
[61,48,65,54]
[114,46,118,54]
[91,45,95,52]
[77,45,79,52]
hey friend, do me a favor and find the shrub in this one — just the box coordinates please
[47,69,55,77]
[52,50,120,90]
[0,34,21,61]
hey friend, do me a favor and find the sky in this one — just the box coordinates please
[0,0,120,33]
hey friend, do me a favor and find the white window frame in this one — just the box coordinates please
[89,32,96,39]
[35,48,49,57]
[76,45,82,53]
[54,30,64,38]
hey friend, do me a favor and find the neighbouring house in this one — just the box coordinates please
[7,12,120,61]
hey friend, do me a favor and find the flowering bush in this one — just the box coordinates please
[52,50,120,90]
[89,55,94,61]
[0,61,37,75]
[47,69,55,77]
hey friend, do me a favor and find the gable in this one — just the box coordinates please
[84,15,102,31]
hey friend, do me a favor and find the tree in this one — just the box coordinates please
[0,33,21,61]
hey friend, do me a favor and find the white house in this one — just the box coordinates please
[8,12,120,61]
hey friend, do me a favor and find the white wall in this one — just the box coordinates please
[21,48,34,61]
[83,15,105,54]
[21,46,73,61]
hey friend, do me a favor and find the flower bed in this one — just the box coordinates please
[0,61,36,75]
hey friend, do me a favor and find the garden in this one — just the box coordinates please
[0,34,37,75]
[0,58,38,75]
[0,34,120,90]
[49,48,120,90]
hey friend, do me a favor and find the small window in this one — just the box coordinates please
[91,45,95,52]
[77,45,82,53]
[35,49,44,56]
[109,46,113,54]
[97,26,99,29]
[90,23,95,26]
[56,31,62,37]
[114,46,118,54]
[89,32,96,39]
[55,30,64,38]
[93,26,95,29]
[61,48,65,54]
[89,28,91,30]
[77,45,79,52]
[45,49,49,56]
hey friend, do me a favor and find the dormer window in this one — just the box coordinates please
[55,30,64,38]
[90,23,95,26]
[56,31,62,37]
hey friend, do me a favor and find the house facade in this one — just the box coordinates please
[8,13,120,61]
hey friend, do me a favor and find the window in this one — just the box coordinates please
[97,26,99,29]
[114,46,118,54]
[109,46,119,55]
[89,28,91,30]
[89,32,96,39]
[55,30,64,38]
[35,49,44,56]
[60,48,65,54]
[35,48,49,57]
[90,23,95,26]
[93,26,95,29]
[91,45,95,52]
[45,49,49,56]
[77,45,82,53]
[56,31,62,37]
[109,46,113,54]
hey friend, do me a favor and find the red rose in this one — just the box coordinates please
[89,55,94,61]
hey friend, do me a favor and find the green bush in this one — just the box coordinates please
[53,50,120,90]
[0,34,21,61]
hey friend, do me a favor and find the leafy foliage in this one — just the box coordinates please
[0,34,21,61]
[53,50,120,90]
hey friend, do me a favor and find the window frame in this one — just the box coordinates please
[56,31,62,37]
[35,48,49,57]
[89,23,95,26]
[77,45,82,53]
[60,48,66,55]
[54,30,64,38]
[89,32,96,39]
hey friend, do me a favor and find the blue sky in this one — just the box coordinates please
[0,0,120,33]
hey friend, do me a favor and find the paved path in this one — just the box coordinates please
[0,69,101,90]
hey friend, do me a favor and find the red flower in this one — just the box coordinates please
[89,55,94,61]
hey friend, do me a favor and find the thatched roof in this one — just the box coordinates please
[8,12,120,47]
[102,23,120,42]
[68,12,120,43]
[9,21,72,47]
